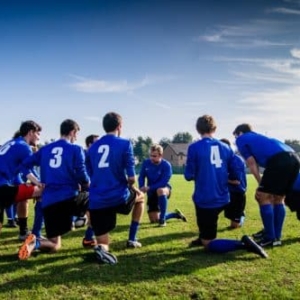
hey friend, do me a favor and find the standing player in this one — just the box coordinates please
[87,112,144,265]
[138,144,187,226]
[18,119,90,260]
[233,124,300,247]
[220,138,247,229]
[0,120,44,236]
[184,115,267,258]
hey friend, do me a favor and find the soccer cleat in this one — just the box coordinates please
[74,216,87,228]
[18,233,36,260]
[82,238,97,248]
[189,238,204,247]
[257,238,282,248]
[126,240,142,248]
[241,235,268,258]
[252,229,265,240]
[158,220,166,227]
[175,208,187,222]
[5,219,18,228]
[94,245,118,265]
[18,230,31,241]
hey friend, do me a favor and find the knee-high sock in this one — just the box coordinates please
[84,226,94,240]
[32,201,44,238]
[158,195,167,222]
[165,212,179,220]
[273,203,285,240]
[129,221,140,241]
[260,204,275,240]
[208,239,244,253]
[5,205,14,220]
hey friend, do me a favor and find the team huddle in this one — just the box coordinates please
[0,112,299,264]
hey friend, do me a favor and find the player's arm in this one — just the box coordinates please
[184,146,195,181]
[246,156,261,184]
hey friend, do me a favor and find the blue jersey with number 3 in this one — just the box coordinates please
[21,139,89,208]
[86,134,136,209]
[184,137,238,208]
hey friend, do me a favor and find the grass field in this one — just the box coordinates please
[1,175,300,299]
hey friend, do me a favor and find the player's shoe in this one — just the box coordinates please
[82,238,97,248]
[189,238,203,247]
[257,238,282,248]
[241,235,268,258]
[252,229,265,240]
[74,216,87,229]
[5,219,18,228]
[18,233,36,260]
[18,230,31,241]
[94,245,118,265]
[175,208,187,222]
[126,240,142,248]
[158,220,166,227]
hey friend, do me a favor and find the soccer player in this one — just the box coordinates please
[18,119,90,260]
[285,173,300,220]
[138,144,187,226]
[0,120,44,236]
[87,112,144,265]
[81,134,99,248]
[220,138,247,229]
[184,115,267,258]
[233,123,300,247]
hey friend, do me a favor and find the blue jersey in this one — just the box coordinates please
[184,137,238,208]
[138,158,172,192]
[236,132,294,168]
[86,134,135,209]
[228,154,247,193]
[0,137,34,186]
[292,174,300,191]
[21,139,89,208]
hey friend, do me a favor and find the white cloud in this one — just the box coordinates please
[269,7,300,15]
[291,48,300,59]
[69,74,177,93]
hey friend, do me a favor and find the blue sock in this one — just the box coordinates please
[32,201,44,238]
[84,226,94,240]
[5,204,14,220]
[208,239,244,253]
[273,204,285,240]
[165,212,179,220]
[129,221,140,241]
[34,239,41,250]
[158,195,167,222]
[260,204,275,240]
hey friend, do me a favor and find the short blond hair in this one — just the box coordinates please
[150,144,163,155]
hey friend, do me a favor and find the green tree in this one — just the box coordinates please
[159,137,172,149]
[172,132,193,144]
[285,139,300,153]
[133,136,154,164]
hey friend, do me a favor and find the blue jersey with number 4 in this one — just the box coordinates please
[184,137,238,208]
[86,134,136,209]
[21,139,89,208]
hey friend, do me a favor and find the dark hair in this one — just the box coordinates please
[102,112,122,133]
[220,138,231,146]
[19,120,42,137]
[85,134,99,147]
[60,119,80,136]
[233,123,252,136]
[196,115,217,135]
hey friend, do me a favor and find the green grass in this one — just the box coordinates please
[1,175,300,299]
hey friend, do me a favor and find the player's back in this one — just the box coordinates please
[185,137,234,208]
[236,132,294,167]
[87,134,135,209]
[0,137,32,186]
[38,139,88,207]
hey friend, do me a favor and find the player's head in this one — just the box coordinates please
[149,144,163,165]
[85,134,99,149]
[60,119,80,143]
[196,115,216,135]
[233,123,252,138]
[220,138,231,146]
[102,112,122,136]
[19,120,42,146]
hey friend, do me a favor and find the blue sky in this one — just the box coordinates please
[1,0,300,146]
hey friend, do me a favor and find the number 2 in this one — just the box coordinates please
[98,145,109,168]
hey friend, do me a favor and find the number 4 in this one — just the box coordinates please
[210,145,223,168]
